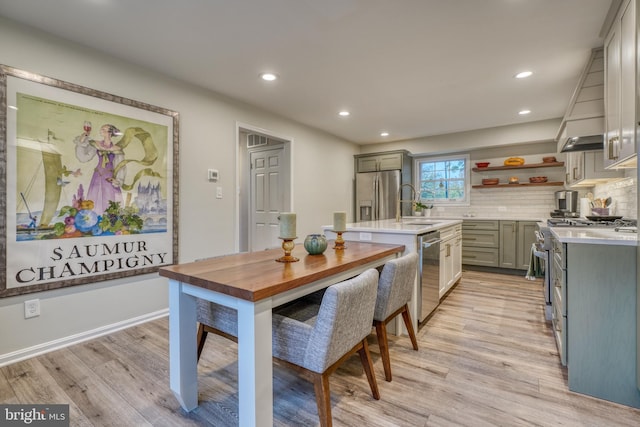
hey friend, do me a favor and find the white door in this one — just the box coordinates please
[250,146,286,251]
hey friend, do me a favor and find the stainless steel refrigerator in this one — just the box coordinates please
[355,170,402,222]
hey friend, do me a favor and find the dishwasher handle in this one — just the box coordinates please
[422,238,442,248]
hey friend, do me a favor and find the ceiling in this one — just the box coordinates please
[0,0,614,145]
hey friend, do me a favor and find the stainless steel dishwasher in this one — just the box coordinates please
[419,231,441,322]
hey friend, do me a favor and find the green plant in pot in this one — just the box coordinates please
[413,201,433,216]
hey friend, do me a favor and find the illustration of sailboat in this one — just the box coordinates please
[16,131,64,233]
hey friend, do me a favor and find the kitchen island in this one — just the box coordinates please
[548,226,640,409]
[323,218,463,331]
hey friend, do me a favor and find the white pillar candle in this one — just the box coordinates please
[333,211,347,232]
[279,212,296,239]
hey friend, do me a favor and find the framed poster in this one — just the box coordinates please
[0,65,179,297]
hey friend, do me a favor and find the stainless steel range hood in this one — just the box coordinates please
[561,133,603,152]
[556,48,605,153]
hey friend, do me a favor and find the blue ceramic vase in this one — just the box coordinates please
[304,234,328,255]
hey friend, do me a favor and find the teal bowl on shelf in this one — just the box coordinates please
[304,234,328,255]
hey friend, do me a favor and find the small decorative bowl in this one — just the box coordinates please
[542,156,557,163]
[475,162,490,168]
[508,176,519,184]
[482,178,499,185]
[303,234,328,255]
[529,176,548,183]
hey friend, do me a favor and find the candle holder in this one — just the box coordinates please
[276,237,299,263]
[333,231,346,250]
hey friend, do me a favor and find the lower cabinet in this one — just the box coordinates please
[462,220,499,266]
[439,224,462,298]
[463,220,537,270]
[499,220,538,269]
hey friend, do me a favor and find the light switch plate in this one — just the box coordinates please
[216,186,223,199]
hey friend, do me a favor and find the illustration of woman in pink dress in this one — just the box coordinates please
[74,123,126,215]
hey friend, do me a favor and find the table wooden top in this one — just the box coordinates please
[159,241,405,301]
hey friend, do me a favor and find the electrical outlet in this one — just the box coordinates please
[24,299,40,319]
[216,186,223,199]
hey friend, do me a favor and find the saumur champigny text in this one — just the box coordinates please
[15,240,168,283]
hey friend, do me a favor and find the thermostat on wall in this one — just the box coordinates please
[208,169,219,182]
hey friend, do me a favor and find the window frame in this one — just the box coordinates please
[413,154,471,206]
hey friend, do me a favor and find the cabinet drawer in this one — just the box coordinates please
[462,247,499,267]
[462,220,499,230]
[552,301,567,366]
[439,225,461,241]
[462,230,499,248]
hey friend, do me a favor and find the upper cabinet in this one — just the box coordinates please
[565,150,624,187]
[604,0,638,168]
[355,150,411,173]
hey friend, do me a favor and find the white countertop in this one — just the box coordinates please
[548,226,638,247]
[322,218,462,235]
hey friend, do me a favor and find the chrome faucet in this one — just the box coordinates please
[396,183,418,222]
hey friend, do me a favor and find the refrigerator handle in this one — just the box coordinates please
[373,173,379,220]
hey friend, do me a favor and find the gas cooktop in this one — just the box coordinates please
[547,217,638,232]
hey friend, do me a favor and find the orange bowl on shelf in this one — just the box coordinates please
[528,176,548,183]
[482,178,499,185]
[542,156,557,163]
[475,162,490,168]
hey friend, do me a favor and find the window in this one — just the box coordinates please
[414,154,470,205]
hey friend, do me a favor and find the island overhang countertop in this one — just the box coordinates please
[322,218,463,235]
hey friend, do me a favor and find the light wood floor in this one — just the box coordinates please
[2,270,640,426]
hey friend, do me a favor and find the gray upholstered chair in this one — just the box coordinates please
[271,268,381,427]
[194,255,241,361]
[196,299,237,360]
[373,252,419,382]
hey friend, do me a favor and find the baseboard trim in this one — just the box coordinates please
[0,309,169,367]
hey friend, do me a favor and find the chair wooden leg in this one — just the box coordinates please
[375,320,393,382]
[196,323,208,362]
[312,372,333,427]
[357,338,380,400]
[401,303,419,351]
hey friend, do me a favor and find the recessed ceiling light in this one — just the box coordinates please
[338,111,350,117]
[380,132,389,137]
[260,73,278,81]
[518,109,531,115]
[515,71,533,79]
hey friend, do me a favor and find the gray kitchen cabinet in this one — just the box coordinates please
[604,0,637,169]
[499,221,517,268]
[499,220,538,270]
[565,150,623,187]
[551,236,567,366]
[516,221,538,270]
[462,220,499,267]
[564,242,639,408]
[355,150,410,172]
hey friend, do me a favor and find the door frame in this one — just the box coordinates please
[235,122,293,252]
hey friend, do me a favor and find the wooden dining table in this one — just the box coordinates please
[159,240,405,427]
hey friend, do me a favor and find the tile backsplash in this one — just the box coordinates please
[592,175,637,219]
[431,186,557,220]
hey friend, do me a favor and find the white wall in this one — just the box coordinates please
[359,119,561,156]
[0,17,358,364]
